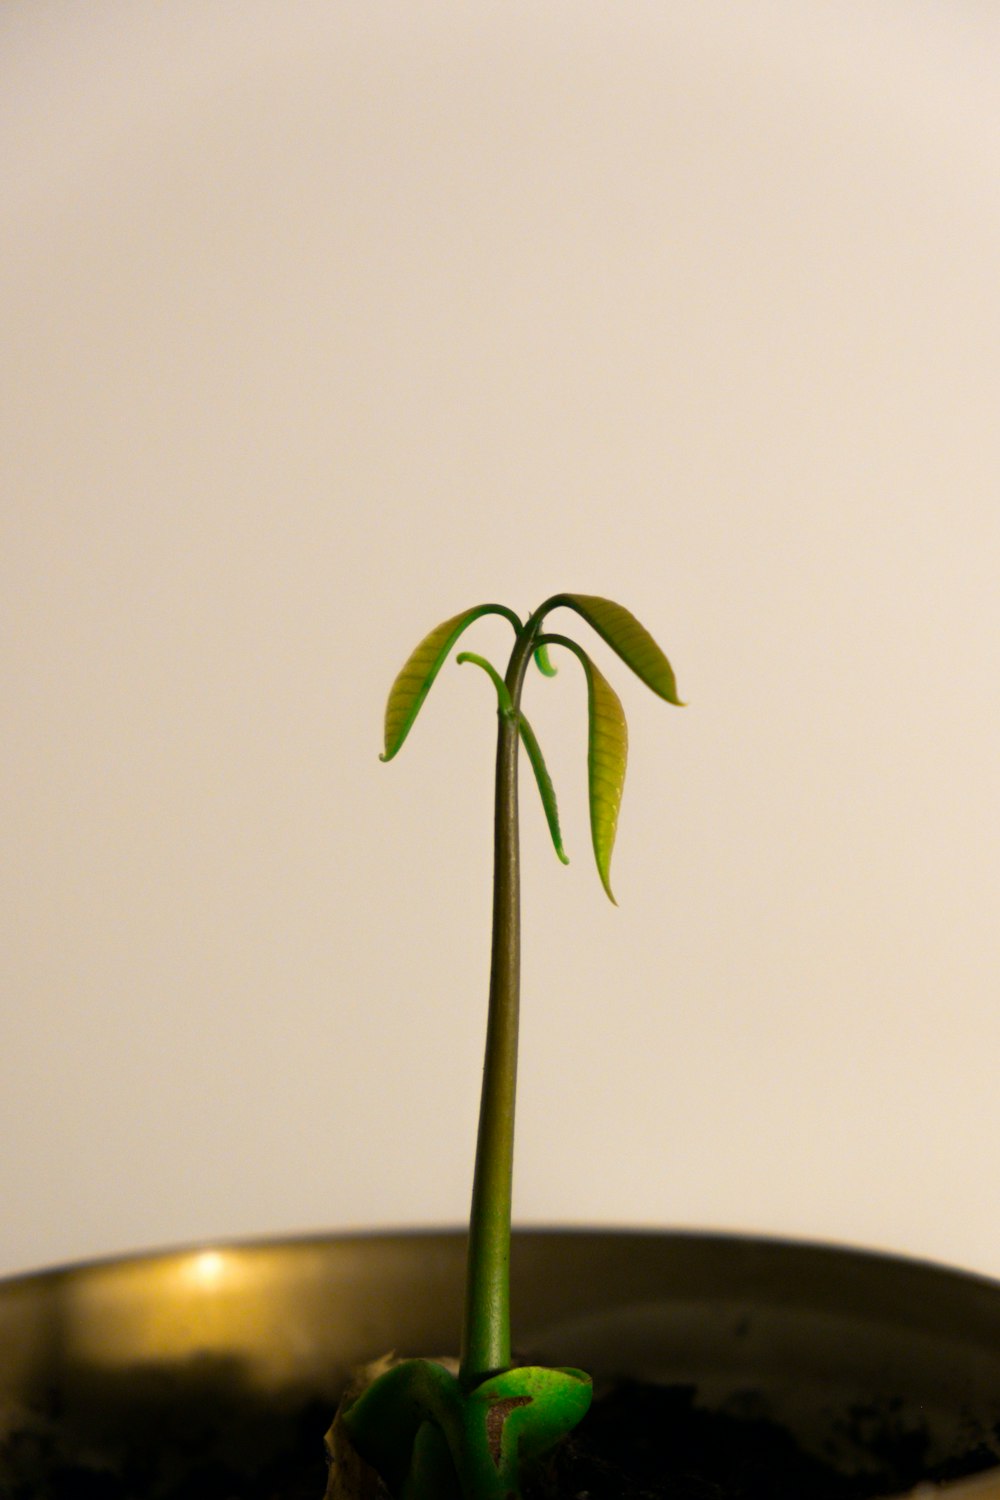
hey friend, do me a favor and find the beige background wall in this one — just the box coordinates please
[3,3,999,1280]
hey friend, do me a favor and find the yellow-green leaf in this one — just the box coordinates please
[381,604,521,761]
[540,634,627,903]
[582,651,628,903]
[548,594,684,706]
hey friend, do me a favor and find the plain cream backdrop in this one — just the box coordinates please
[2,2,999,1279]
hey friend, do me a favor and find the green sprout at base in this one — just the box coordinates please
[336,594,684,1500]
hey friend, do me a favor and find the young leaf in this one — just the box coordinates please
[455,652,514,717]
[517,714,569,865]
[539,635,627,903]
[381,604,521,761]
[458,653,568,867]
[543,594,684,706]
[533,642,558,677]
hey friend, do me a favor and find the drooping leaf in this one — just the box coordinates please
[543,594,684,706]
[539,635,628,903]
[381,604,521,761]
[581,652,628,903]
[517,714,569,865]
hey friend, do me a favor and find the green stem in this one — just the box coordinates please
[460,619,539,1388]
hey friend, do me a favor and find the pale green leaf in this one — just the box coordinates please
[381,604,520,761]
[545,594,684,706]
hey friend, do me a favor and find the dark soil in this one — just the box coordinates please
[3,1377,999,1499]
[525,1382,1000,1500]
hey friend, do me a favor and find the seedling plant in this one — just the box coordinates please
[339,594,683,1500]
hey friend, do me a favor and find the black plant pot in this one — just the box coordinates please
[2,1230,1000,1498]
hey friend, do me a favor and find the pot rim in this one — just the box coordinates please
[4,1223,1000,1298]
